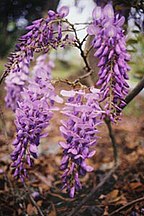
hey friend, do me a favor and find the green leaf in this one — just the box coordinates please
[127,39,138,45]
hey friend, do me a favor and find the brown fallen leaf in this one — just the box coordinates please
[27,203,37,215]
[106,189,119,202]
[104,189,127,205]
[49,202,57,216]
[129,182,143,190]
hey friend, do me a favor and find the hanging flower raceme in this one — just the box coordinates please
[5,5,71,77]
[87,3,131,120]
[32,54,55,81]
[10,55,58,181]
[5,6,73,111]
[19,5,71,52]
[5,55,30,111]
[59,88,103,197]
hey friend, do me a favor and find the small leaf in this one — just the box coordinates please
[127,39,137,45]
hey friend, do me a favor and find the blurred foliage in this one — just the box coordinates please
[124,96,143,117]
[0,0,60,58]
[128,33,144,79]
[52,59,81,79]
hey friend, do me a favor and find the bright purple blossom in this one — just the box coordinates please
[5,55,30,111]
[57,6,69,18]
[32,54,54,81]
[11,55,57,181]
[87,3,130,120]
[60,88,103,197]
[5,6,72,111]
[20,6,71,51]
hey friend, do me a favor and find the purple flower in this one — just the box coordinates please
[18,6,70,52]
[10,55,58,181]
[32,54,54,81]
[87,3,130,120]
[57,6,69,18]
[5,6,72,111]
[5,54,30,111]
[59,89,103,197]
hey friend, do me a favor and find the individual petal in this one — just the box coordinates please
[87,150,96,158]
[87,25,100,35]
[103,3,114,19]
[48,10,55,17]
[59,141,69,149]
[70,186,75,198]
[29,144,38,154]
[60,90,76,97]
[57,6,69,18]
[116,16,125,27]
[106,26,117,38]
[92,6,102,20]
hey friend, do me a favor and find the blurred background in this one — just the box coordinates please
[0,0,144,81]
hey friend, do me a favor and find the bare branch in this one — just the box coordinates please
[73,70,93,84]
[109,196,144,216]
[24,183,44,216]
[104,118,118,165]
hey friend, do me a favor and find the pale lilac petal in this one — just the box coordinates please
[60,90,76,97]
[57,6,69,18]
[103,3,114,19]
[92,6,102,20]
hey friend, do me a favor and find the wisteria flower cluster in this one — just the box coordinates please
[11,55,57,181]
[20,5,70,52]
[5,6,72,111]
[5,56,30,111]
[3,3,132,198]
[59,88,103,197]
[87,3,130,120]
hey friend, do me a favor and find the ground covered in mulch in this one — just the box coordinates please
[0,83,144,216]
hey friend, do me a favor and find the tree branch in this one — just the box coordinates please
[24,183,44,216]
[73,70,93,84]
[0,71,9,85]
[109,196,144,216]
[67,21,92,72]
[104,118,118,165]
[124,76,144,107]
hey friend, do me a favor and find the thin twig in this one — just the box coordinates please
[109,196,144,216]
[0,71,9,85]
[66,22,95,84]
[104,118,118,165]
[24,183,44,216]
[81,34,89,46]
[67,21,91,72]
[73,22,92,25]
[73,70,93,84]
[68,165,118,216]
[53,78,86,88]
[32,171,72,201]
